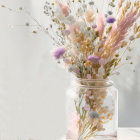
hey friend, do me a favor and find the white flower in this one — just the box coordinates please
[63,15,76,25]
[76,8,84,17]
[89,96,94,100]
[56,8,75,25]
[98,66,104,74]
[55,8,65,21]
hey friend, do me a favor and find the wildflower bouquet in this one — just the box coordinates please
[43,0,140,140]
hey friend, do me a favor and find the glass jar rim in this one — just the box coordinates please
[77,78,110,82]
[74,78,113,89]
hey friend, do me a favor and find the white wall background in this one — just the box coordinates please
[0,0,140,140]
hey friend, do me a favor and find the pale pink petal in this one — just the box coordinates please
[55,0,70,17]
[84,104,90,111]
[67,112,80,139]
[97,13,105,37]
[87,74,92,79]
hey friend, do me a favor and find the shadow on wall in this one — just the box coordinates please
[119,59,140,127]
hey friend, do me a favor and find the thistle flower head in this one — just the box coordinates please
[106,17,116,23]
[88,55,100,63]
[53,47,66,59]
[89,111,99,119]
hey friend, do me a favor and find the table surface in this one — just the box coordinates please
[60,128,140,140]
[118,128,140,140]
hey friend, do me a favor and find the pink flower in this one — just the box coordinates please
[55,0,70,17]
[66,23,81,39]
[105,11,140,55]
[99,58,107,66]
[67,112,80,139]
[87,74,92,79]
[64,30,70,36]
[93,118,98,127]
[74,68,80,74]
[84,104,90,111]
[97,13,105,37]
[67,23,80,34]
[64,58,70,64]
[88,90,92,95]
[88,55,100,63]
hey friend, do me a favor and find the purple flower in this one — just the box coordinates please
[88,55,100,63]
[53,47,66,59]
[64,30,70,36]
[87,74,92,79]
[74,67,80,74]
[106,17,116,23]
[88,90,92,95]
[92,24,97,29]
[64,58,70,64]
[84,104,90,111]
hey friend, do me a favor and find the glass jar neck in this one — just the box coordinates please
[74,78,113,89]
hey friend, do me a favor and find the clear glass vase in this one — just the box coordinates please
[66,78,118,140]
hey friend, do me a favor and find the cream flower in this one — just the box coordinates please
[64,15,76,25]
[85,10,94,23]
[56,8,75,25]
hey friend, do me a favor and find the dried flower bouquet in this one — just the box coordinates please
[43,0,140,79]
[44,1,140,139]
[1,0,140,140]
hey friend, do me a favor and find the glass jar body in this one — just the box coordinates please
[66,79,118,140]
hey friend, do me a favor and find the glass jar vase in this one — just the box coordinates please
[66,78,118,140]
